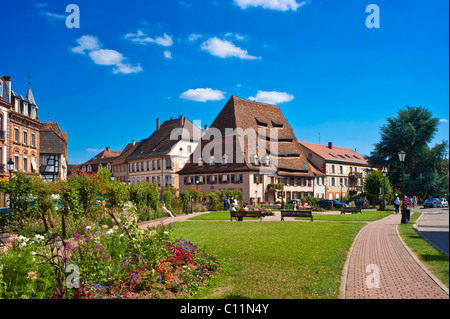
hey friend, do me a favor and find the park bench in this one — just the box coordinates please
[280,210,313,222]
[230,210,266,221]
[340,206,361,214]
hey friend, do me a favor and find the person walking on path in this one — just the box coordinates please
[394,197,400,214]
[342,213,448,299]
[223,197,229,210]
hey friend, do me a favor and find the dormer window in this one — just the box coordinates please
[23,103,29,116]
[31,107,37,119]
[271,121,283,128]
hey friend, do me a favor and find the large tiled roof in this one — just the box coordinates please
[127,116,202,160]
[299,141,369,165]
[111,141,142,165]
[83,149,121,165]
[178,95,314,177]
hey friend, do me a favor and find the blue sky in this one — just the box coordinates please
[1,0,448,164]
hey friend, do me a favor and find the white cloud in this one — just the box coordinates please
[35,3,49,9]
[248,90,294,104]
[200,37,260,60]
[71,35,101,54]
[88,49,142,74]
[88,49,124,65]
[72,35,142,74]
[86,148,102,153]
[187,33,203,42]
[179,1,192,7]
[225,32,246,41]
[180,88,226,102]
[164,50,173,59]
[233,0,309,11]
[113,63,143,74]
[439,118,449,123]
[125,30,173,47]
[40,11,65,19]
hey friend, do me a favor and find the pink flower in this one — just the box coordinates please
[27,271,37,280]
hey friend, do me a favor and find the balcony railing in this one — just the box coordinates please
[348,172,363,179]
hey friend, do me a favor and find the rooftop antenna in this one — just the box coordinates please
[48,112,53,122]
[318,132,321,144]
[28,73,31,87]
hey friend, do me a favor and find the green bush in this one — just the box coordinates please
[0,173,36,232]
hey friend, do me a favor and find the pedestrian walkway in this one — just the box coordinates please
[341,213,449,299]
[137,211,210,229]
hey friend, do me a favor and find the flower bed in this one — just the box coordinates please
[0,216,221,299]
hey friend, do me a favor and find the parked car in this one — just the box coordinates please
[317,199,348,209]
[439,198,448,208]
[423,198,441,208]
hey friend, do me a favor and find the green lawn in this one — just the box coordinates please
[188,210,392,222]
[398,212,449,287]
[171,221,364,299]
[309,211,392,222]
[188,211,267,221]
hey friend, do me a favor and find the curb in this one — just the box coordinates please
[396,223,449,296]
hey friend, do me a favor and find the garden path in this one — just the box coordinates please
[341,213,449,299]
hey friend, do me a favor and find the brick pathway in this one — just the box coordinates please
[342,213,449,299]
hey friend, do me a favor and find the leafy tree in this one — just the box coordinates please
[162,186,177,212]
[97,167,112,181]
[102,180,129,211]
[31,176,59,233]
[363,170,392,207]
[368,106,448,198]
[0,173,36,230]
[69,171,102,216]
[58,179,82,218]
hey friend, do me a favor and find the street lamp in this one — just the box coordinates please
[398,151,408,224]
[7,158,14,178]
[111,173,115,181]
[381,168,387,210]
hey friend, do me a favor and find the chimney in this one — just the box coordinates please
[170,117,174,120]
[3,76,11,104]
[106,147,111,151]
[180,115,185,126]
[204,124,208,131]
[62,132,67,141]
[156,118,160,130]
[328,142,333,149]
[132,139,136,146]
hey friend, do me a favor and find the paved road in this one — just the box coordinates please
[414,207,449,256]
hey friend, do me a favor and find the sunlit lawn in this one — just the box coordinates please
[188,210,392,222]
[311,211,392,221]
[171,221,364,299]
[398,212,449,287]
